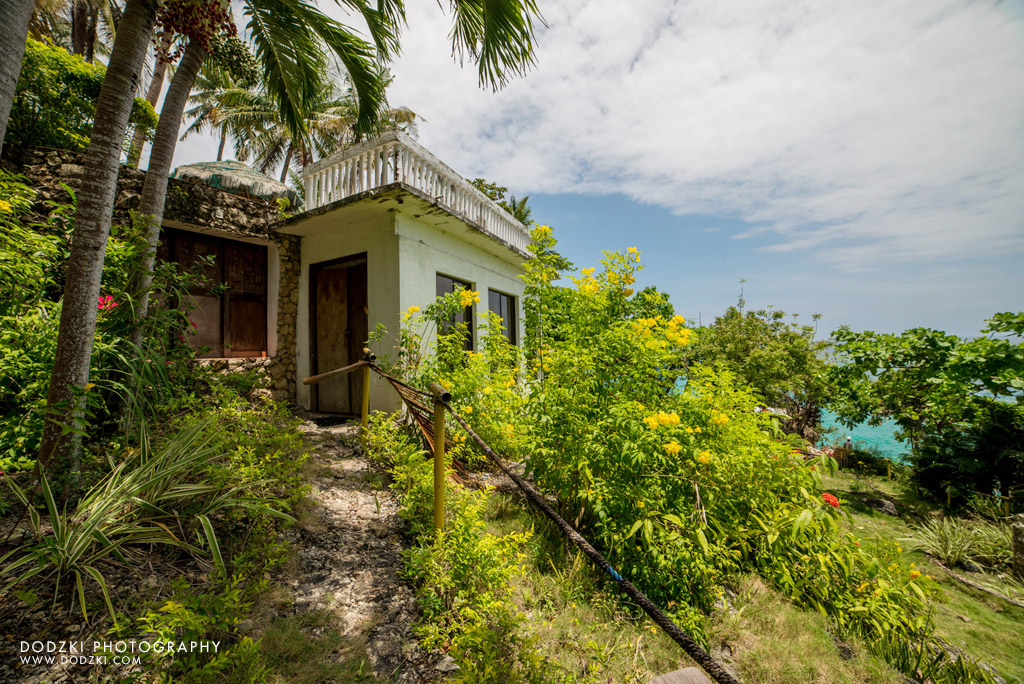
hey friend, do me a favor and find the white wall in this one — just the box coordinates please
[292,205,528,413]
[295,211,402,411]
[395,213,527,355]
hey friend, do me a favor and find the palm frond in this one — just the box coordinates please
[448,0,541,90]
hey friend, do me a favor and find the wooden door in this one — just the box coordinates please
[311,255,368,414]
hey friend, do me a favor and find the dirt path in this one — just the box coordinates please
[278,413,450,682]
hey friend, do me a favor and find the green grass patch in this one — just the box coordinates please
[822,469,1024,683]
[260,610,383,684]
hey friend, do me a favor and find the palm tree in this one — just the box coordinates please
[198,71,416,182]
[506,194,532,225]
[179,62,243,162]
[37,0,158,480]
[0,0,35,155]
[126,32,174,167]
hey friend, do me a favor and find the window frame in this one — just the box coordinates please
[487,288,517,346]
[436,272,475,351]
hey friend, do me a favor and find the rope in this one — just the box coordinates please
[442,402,742,684]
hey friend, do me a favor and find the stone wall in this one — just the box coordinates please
[1,146,280,237]
[269,235,301,402]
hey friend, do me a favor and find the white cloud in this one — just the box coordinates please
[386,0,1024,271]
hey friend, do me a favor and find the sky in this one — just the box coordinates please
[171,0,1024,337]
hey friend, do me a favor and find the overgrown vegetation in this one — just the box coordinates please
[0,165,317,683]
[3,39,157,155]
[374,224,1015,682]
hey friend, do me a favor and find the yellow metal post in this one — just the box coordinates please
[428,382,451,535]
[360,365,371,435]
[433,397,445,533]
[359,348,374,444]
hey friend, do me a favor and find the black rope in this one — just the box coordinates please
[443,404,742,684]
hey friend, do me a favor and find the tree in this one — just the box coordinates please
[828,313,1024,504]
[828,313,1024,448]
[689,305,831,440]
[470,176,533,224]
[4,38,157,153]
[196,70,416,180]
[0,0,35,156]
[37,0,160,484]
[126,33,175,167]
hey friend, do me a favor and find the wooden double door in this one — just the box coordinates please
[310,254,368,414]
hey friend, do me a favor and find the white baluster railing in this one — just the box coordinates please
[302,132,529,253]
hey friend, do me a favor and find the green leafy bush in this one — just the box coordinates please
[365,413,565,681]
[4,38,157,153]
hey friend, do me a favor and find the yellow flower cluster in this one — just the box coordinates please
[0,200,12,214]
[697,451,712,464]
[643,411,680,429]
[632,317,660,335]
[579,278,599,295]
[535,225,552,236]
[665,440,682,455]
[627,246,640,262]
[665,315,692,346]
[458,290,480,307]
[711,412,729,426]
[462,405,473,414]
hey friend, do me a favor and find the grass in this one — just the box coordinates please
[821,469,1024,683]
[710,576,902,684]
[482,490,903,684]
[484,491,697,683]
[260,609,384,684]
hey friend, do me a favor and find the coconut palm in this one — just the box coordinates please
[37,0,159,481]
[179,62,243,163]
[0,0,36,155]
[192,70,416,182]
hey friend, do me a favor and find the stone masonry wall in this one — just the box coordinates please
[270,235,301,402]
[1,146,280,236]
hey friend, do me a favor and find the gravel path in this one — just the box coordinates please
[285,413,449,682]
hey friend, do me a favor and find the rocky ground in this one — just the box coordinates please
[276,412,452,681]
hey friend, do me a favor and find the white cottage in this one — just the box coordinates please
[277,131,530,414]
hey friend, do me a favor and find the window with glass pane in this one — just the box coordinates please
[436,273,474,350]
[488,289,517,345]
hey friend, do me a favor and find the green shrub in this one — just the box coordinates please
[365,412,563,680]
[4,38,157,153]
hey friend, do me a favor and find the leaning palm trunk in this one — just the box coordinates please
[127,34,172,168]
[129,40,206,349]
[38,0,159,484]
[279,144,293,183]
[0,0,34,156]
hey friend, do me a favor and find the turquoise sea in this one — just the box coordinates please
[819,409,909,463]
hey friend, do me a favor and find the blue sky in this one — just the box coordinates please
[171,0,1024,338]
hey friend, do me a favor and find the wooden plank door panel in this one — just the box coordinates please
[311,255,368,414]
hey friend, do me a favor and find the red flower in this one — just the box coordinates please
[822,493,840,508]
[97,295,118,311]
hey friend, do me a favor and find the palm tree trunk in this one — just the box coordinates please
[129,39,206,348]
[0,0,34,156]
[71,0,89,56]
[37,0,159,482]
[279,144,293,183]
[217,127,227,161]
[126,34,171,168]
